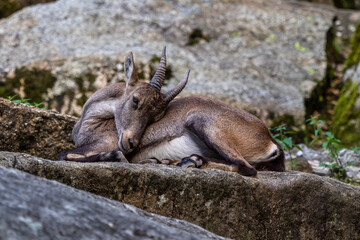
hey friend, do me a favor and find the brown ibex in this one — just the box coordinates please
[59,47,285,176]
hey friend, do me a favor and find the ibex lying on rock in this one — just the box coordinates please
[59,47,285,176]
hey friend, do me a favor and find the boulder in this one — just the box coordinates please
[0,98,76,160]
[1,0,357,119]
[1,151,359,240]
[0,166,228,240]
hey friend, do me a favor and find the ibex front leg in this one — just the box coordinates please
[59,146,127,163]
[59,128,128,163]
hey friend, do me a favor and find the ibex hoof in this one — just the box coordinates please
[177,155,203,168]
[239,167,257,177]
[111,151,129,163]
[58,151,68,161]
[98,151,129,163]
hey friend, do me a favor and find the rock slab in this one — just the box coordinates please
[1,151,359,240]
[0,98,76,160]
[0,165,228,240]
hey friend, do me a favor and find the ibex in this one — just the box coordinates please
[59,47,285,176]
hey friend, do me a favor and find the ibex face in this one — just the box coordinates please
[117,47,190,154]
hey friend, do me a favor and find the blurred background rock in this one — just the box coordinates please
[0,0,359,155]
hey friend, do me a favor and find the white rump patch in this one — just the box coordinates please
[247,143,278,163]
[130,132,218,163]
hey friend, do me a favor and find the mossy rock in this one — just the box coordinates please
[0,67,56,104]
[331,22,360,146]
[345,22,360,70]
[331,79,360,146]
[0,0,20,19]
[0,0,56,19]
[332,0,359,9]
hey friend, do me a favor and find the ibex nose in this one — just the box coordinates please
[128,138,135,149]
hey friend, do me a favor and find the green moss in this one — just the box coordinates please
[0,67,56,103]
[0,0,20,19]
[332,0,358,9]
[331,80,360,146]
[186,28,210,46]
[74,73,96,107]
[149,55,173,86]
[345,22,360,70]
[0,0,57,19]
[305,65,335,121]
[137,63,146,80]
[331,20,360,146]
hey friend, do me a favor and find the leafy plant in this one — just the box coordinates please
[271,124,301,167]
[351,146,360,155]
[268,34,275,41]
[306,114,324,145]
[7,95,44,108]
[306,115,352,181]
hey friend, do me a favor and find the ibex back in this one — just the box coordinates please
[59,47,285,176]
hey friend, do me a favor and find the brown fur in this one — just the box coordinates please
[59,48,285,177]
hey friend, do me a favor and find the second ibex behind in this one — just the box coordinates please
[59,47,285,176]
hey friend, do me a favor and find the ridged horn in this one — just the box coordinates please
[164,69,190,103]
[149,46,167,92]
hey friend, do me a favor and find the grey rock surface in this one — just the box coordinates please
[1,151,359,240]
[0,0,353,119]
[287,144,360,182]
[0,165,228,240]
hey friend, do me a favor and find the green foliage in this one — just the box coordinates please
[272,115,358,183]
[7,95,44,108]
[269,113,305,144]
[306,115,324,145]
[306,115,354,181]
[294,42,307,52]
[352,146,360,155]
[271,124,301,166]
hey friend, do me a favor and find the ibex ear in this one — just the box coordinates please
[124,52,138,89]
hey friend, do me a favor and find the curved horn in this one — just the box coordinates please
[164,69,190,103]
[149,46,166,92]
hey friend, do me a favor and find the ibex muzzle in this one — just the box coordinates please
[59,47,285,177]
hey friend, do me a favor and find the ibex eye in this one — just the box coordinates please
[132,96,139,104]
